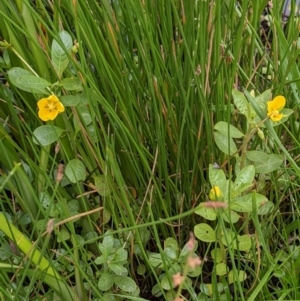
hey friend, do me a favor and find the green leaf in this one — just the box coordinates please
[14,75,51,94]
[231,193,267,213]
[216,263,228,276]
[214,121,244,138]
[109,263,128,276]
[221,209,240,223]
[211,248,222,263]
[95,255,106,265]
[214,131,237,156]
[200,283,213,296]
[195,205,217,221]
[168,263,181,274]
[94,175,110,196]
[238,235,252,251]
[255,89,271,110]
[56,229,70,243]
[84,231,98,244]
[151,284,163,297]
[222,231,251,251]
[51,31,73,78]
[246,151,283,174]
[3,49,10,66]
[254,155,283,174]
[160,274,172,290]
[209,164,226,193]
[194,223,216,242]
[19,213,31,225]
[246,150,272,162]
[114,275,138,292]
[64,159,86,183]
[58,77,82,91]
[179,240,198,258]
[33,125,64,146]
[232,89,249,117]
[164,237,179,259]
[98,271,114,291]
[164,246,177,260]
[137,264,146,275]
[233,165,255,190]
[8,67,51,94]
[8,67,33,87]
[164,237,178,251]
[187,264,202,277]
[149,253,163,268]
[228,270,247,284]
[113,248,128,263]
[67,199,79,215]
[99,232,114,257]
[60,95,81,107]
[257,201,274,215]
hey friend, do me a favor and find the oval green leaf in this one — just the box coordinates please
[194,223,216,242]
[60,95,81,107]
[214,132,237,156]
[195,205,217,221]
[94,175,110,196]
[16,75,51,93]
[233,165,255,190]
[33,125,64,146]
[232,89,249,116]
[228,270,247,284]
[211,248,222,263]
[113,275,138,293]
[51,31,73,78]
[214,121,244,138]
[64,159,86,183]
[58,77,82,90]
[98,271,114,291]
[216,262,228,276]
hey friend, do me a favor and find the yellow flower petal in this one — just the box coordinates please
[46,109,59,120]
[37,94,65,122]
[267,95,286,122]
[270,112,283,122]
[37,98,49,110]
[267,95,286,114]
[272,95,286,110]
[48,94,60,102]
[56,101,65,112]
[38,108,51,121]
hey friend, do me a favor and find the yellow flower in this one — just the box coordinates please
[267,95,286,122]
[209,186,222,201]
[37,95,65,121]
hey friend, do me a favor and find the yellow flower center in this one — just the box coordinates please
[46,102,57,111]
[270,110,279,117]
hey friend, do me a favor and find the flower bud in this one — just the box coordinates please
[209,186,222,201]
